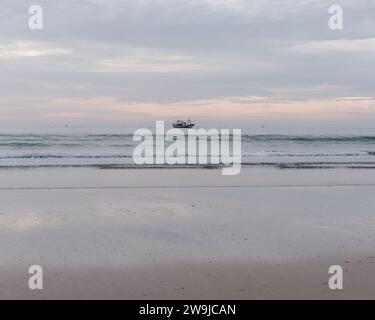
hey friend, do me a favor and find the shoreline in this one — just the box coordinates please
[1,162,375,170]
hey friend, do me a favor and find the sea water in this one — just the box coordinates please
[0,128,375,168]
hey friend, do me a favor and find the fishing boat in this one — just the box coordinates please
[172,119,195,129]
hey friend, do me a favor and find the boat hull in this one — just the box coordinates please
[173,124,195,129]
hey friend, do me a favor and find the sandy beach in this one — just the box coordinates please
[0,167,374,299]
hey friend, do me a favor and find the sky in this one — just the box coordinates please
[1,0,375,130]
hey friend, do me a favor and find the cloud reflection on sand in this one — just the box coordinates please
[0,211,62,231]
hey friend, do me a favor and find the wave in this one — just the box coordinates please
[1,162,375,170]
[0,142,85,147]
[241,135,375,143]
[0,154,132,159]
[242,151,375,157]
[0,149,374,160]
[0,142,136,148]
[1,134,375,144]
[1,150,373,159]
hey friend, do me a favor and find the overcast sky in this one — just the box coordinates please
[1,0,375,129]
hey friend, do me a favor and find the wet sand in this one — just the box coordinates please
[0,167,374,299]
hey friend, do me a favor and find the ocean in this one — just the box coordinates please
[1,132,375,168]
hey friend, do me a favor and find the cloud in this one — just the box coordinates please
[336,97,375,101]
[0,41,72,59]
[289,38,375,55]
[0,0,374,125]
